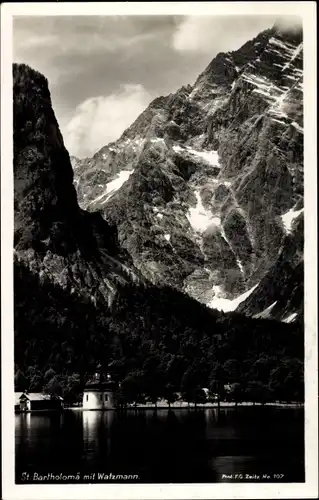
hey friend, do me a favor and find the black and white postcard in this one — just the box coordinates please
[1,2,318,499]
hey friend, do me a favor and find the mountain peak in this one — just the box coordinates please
[71,25,303,321]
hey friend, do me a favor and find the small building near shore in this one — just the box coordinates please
[15,392,64,412]
[82,370,116,410]
[15,392,24,412]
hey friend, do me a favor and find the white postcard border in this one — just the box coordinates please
[1,2,317,499]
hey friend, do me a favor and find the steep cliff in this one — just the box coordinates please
[13,63,141,306]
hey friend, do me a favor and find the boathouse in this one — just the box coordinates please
[16,392,64,412]
[82,368,116,410]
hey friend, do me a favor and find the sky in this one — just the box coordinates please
[13,14,299,158]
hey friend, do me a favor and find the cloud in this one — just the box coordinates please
[14,22,156,58]
[172,15,278,55]
[274,15,303,32]
[14,15,302,159]
[64,84,153,158]
[172,15,303,56]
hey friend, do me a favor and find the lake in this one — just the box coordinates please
[15,407,304,483]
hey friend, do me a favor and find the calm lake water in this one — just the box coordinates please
[15,407,304,483]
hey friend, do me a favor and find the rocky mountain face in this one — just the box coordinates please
[13,48,304,403]
[73,23,303,322]
[13,63,141,306]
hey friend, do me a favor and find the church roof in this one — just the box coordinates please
[84,380,115,391]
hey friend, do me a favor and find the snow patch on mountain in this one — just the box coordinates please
[208,284,259,313]
[88,170,134,207]
[220,226,244,275]
[291,121,303,134]
[281,207,304,234]
[153,207,164,219]
[173,145,220,167]
[102,170,134,202]
[283,312,298,323]
[282,43,303,71]
[150,138,165,144]
[242,74,278,104]
[186,147,220,166]
[253,301,278,319]
[271,118,287,125]
[187,191,220,233]
[268,89,291,120]
[269,37,296,55]
[236,259,244,275]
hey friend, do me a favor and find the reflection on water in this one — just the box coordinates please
[83,411,114,462]
[16,413,32,445]
[15,407,304,483]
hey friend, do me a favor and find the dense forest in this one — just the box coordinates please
[14,258,304,406]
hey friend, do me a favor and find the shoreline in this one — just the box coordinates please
[15,402,304,414]
[65,401,303,411]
